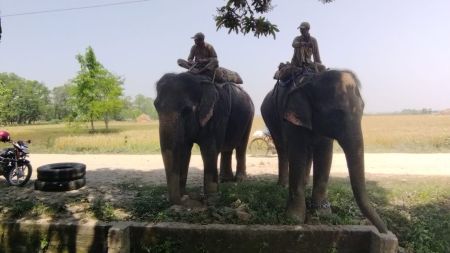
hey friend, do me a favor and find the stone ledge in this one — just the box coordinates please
[0,221,398,253]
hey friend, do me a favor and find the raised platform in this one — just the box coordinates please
[0,221,398,253]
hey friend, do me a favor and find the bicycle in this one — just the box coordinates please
[248,129,276,156]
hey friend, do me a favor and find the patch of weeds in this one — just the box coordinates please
[30,201,55,218]
[132,185,171,220]
[9,199,35,219]
[90,198,117,221]
[324,183,363,224]
[382,199,450,253]
[218,180,291,224]
[40,237,49,252]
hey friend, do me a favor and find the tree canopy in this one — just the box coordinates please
[215,0,334,38]
[71,46,124,130]
[0,73,50,124]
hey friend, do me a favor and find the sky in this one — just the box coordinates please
[0,0,449,113]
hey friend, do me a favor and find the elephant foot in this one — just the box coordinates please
[235,172,247,182]
[309,199,332,215]
[205,192,220,206]
[180,195,204,209]
[220,173,235,183]
[286,203,306,223]
[277,179,288,188]
[205,182,218,195]
[167,194,182,205]
[277,175,289,188]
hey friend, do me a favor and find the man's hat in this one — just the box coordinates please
[297,22,310,30]
[191,32,205,40]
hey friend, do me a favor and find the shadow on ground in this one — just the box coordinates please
[0,169,449,252]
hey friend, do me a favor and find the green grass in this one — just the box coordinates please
[2,115,450,154]
[128,178,450,253]
[123,177,450,253]
[90,198,117,221]
[1,177,448,252]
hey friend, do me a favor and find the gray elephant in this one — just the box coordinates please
[155,72,254,204]
[261,65,388,233]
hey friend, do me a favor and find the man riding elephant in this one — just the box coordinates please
[291,21,326,73]
[178,32,243,84]
[178,32,219,76]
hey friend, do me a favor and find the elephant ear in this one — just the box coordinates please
[198,81,218,127]
[284,89,312,130]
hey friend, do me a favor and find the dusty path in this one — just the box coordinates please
[29,153,450,185]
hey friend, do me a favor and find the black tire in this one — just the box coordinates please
[37,163,86,182]
[6,163,32,187]
[34,178,86,192]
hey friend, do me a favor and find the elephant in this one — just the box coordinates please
[154,72,254,205]
[261,65,388,233]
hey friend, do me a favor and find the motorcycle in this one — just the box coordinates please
[0,139,32,186]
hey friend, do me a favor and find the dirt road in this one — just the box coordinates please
[29,153,450,185]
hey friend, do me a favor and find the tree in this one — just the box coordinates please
[91,72,124,129]
[118,94,158,121]
[118,96,138,120]
[133,94,157,119]
[51,84,74,121]
[0,73,50,124]
[215,0,334,38]
[71,46,124,131]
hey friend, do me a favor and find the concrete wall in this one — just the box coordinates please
[0,221,398,253]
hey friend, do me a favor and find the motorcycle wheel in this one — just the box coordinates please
[6,163,32,187]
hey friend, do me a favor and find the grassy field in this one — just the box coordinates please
[2,114,450,154]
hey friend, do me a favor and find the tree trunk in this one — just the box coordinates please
[90,114,95,131]
[104,113,109,130]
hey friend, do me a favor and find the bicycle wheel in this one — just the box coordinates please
[249,138,269,156]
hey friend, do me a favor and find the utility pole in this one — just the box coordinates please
[0,16,2,41]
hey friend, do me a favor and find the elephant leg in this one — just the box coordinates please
[219,151,234,182]
[311,137,333,214]
[235,145,247,182]
[278,151,289,187]
[200,145,219,195]
[180,144,193,196]
[286,125,313,222]
[162,150,181,204]
[338,126,388,233]
[271,130,288,187]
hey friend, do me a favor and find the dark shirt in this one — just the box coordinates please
[291,35,321,67]
[188,42,217,63]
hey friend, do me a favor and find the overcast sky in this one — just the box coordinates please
[1,0,449,113]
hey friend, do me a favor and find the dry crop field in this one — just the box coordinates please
[1,114,449,153]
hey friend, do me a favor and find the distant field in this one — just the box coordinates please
[1,115,450,153]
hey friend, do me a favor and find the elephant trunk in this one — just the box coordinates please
[339,125,388,233]
[159,113,191,204]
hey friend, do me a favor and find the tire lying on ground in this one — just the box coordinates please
[37,162,86,181]
[34,178,86,192]
[35,163,86,192]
